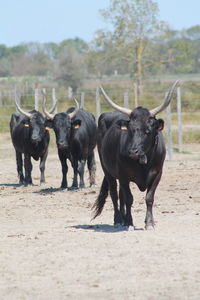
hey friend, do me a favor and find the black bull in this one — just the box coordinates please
[93,81,179,229]
[43,100,97,189]
[10,109,50,186]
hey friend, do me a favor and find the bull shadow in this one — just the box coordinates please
[0,183,62,193]
[71,224,144,233]
[33,187,64,194]
[0,183,24,187]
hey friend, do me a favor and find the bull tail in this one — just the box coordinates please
[92,176,109,219]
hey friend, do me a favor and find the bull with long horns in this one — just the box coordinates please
[93,81,180,229]
[10,97,56,186]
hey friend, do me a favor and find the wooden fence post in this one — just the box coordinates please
[134,82,138,107]
[52,88,57,114]
[177,86,183,153]
[96,87,101,124]
[0,91,2,106]
[34,88,39,111]
[123,92,129,108]
[15,88,21,112]
[80,92,85,109]
[166,102,173,160]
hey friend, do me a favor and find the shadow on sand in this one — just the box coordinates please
[0,183,24,188]
[33,187,64,194]
[71,224,144,233]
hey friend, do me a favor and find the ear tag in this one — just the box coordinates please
[74,124,80,129]
[45,126,51,131]
[24,124,29,128]
[121,125,128,131]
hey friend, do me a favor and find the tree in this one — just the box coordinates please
[56,45,86,91]
[94,0,167,99]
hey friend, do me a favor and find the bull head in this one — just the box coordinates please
[99,80,180,116]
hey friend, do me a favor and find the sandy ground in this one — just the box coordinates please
[0,134,200,300]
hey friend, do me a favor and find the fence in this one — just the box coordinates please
[0,83,199,159]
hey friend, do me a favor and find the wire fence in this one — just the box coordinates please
[1,83,200,159]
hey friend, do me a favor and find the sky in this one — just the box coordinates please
[1,0,200,47]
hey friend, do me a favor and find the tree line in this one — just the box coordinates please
[0,0,200,93]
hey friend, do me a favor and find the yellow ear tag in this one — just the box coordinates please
[24,124,29,128]
[74,124,80,129]
[121,126,127,130]
[45,126,51,131]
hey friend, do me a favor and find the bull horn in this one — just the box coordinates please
[42,89,54,120]
[99,85,132,116]
[15,95,32,118]
[49,100,57,114]
[68,99,80,119]
[49,89,57,114]
[150,80,180,116]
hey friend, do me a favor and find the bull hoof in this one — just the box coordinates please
[68,186,79,191]
[127,225,135,231]
[145,224,155,230]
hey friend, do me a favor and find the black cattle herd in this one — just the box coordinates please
[9,81,179,230]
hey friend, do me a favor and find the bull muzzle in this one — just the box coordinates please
[128,149,147,164]
[57,141,68,150]
[31,136,42,144]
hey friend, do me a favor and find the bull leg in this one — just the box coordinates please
[107,176,123,226]
[16,151,24,184]
[78,159,86,189]
[120,182,134,228]
[39,150,48,184]
[24,154,32,186]
[87,152,96,186]
[71,159,79,190]
[145,170,162,230]
[119,187,126,223]
[58,150,68,189]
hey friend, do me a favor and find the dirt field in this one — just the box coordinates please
[0,133,200,300]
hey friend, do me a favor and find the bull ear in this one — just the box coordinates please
[72,119,81,129]
[23,119,30,128]
[116,120,129,131]
[45,119,53,130]
[156,119,164,131]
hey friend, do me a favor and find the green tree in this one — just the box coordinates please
[94,0,167,98]
[56,45,86,91]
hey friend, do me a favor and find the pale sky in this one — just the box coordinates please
[1,0,199,47]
